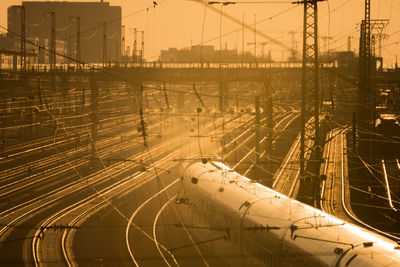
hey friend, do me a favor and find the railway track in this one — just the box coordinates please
[228,111,299,174]
[0,88,179,198]
[62,107,294,266]
[1,88,300,266]
[37,111,253,265]
[122,108,300,266]
[320,128,400,241]
[381,159,400,212]
[35,155,178,267]
[0,115,178,216]
[272,116,315,198]
[0,107,247,265]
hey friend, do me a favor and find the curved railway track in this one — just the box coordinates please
[8,110,245,266]
[56,112,255,266]
[320,128,400,241]
[61,107,298,266]
[381,159,400,212]
[0,93,300,266]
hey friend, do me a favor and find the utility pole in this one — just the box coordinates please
[255,96,261,179]
[139,85,147,147]
[236,89,239,111]
[219,5,223,67]
[352,111,357,152]
[297,0,323,206]
[103,21,107,68]
[242,13,245,63]
[76,17,81,71]
[358,0,374,159]
[163,81,170,110]
[288,31,298,62]
[254,14,256,62]
[122,25,125,65]
[264,79,273,187]
[141,31,144,64]
[359,0,371,125]
[134,28,137,62]
[75,17,82,115]
[219,82,226,160]
[219,82,223,113]
[49,12,56,72]
[90,75,99,168]
[20,6,26,74]
[347,36,352,52]
[69,16,72,64]
[371,34,376,158]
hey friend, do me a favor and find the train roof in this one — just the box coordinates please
[183,160,400,266]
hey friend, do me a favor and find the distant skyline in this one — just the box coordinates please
[1,0,399,66]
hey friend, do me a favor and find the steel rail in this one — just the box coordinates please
[33,157,177,266]
[381,159,398,212]
[125,179,180,267]
[321,128,400,241]
[153,195,178,267]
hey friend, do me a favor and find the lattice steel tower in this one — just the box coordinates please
[359,0,371,125]
[299,0,323,187]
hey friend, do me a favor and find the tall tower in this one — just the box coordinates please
[76,17,81,70]
[103,21,107,68]
[20,6,26,73]
[47,12,56,72]
[358,0,371,128]
[298,0,323,205]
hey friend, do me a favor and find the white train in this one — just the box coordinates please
[180,160,400,266]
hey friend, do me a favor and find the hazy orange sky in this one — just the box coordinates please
[1,0,399,66]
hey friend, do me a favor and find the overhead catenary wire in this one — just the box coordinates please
[2,75,396,249]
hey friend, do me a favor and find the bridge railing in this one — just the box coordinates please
[1,61,340,74]
[123,62,304,69]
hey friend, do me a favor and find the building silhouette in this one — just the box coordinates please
[4,1,121,65]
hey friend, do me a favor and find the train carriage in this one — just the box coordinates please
[180,160,400,266]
